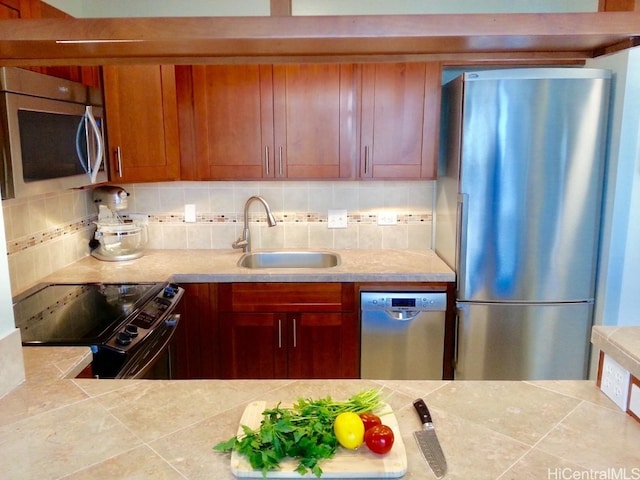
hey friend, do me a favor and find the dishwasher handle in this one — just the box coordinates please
[385,310,421,321]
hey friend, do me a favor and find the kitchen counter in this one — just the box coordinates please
[592,325,640,380]
[33,248,454,290]
[2,347,639,480]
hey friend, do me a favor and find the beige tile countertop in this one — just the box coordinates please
[2,347,640,480]
[592,326,640,380]
[34,248,454,290]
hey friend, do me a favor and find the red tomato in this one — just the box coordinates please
[364,424,394,455]
[359,413,382,432]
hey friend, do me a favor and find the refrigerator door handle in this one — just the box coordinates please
[456,193,469,299]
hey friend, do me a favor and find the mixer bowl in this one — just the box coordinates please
[92,223,148,261]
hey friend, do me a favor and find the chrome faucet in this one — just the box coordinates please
[232,195,277,253]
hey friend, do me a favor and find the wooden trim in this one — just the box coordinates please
[1,53,591,68]
[599,0,640,11]
[628,375,640,422]
[594,36,640,56]
[596,350,605,388]
[270,0,291,17]
[175,65,197,180]
[0,13,639,65]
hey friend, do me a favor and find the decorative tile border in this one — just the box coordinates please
[6,217,95,256]
[6,212,432,256]
[146,212,432,225]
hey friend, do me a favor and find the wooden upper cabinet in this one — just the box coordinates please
[191,63,356,180]
[192,64,272,179]
[0,1,20,19]
[273,64,356,179]
[103,65,181,182]
[359,62,441,180]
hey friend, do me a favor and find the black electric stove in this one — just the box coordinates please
[14,283,162,345]
[13,282,184,378]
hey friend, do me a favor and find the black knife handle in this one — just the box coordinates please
[413,398,434,425]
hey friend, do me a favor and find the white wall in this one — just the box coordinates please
[0,207,15,338]
[293,0,598,15]
[42,0,270,17]
[588,47,640,327]
[0,202,25,396]
[43,0,598,18]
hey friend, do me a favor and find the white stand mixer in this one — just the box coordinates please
[90,186,148,261]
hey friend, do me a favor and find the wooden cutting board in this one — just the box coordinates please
[230,401,407,478]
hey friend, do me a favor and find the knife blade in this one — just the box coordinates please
[413,398,447,478]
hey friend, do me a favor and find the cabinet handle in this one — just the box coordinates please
[265,146,270,176]
[278,146,283,176]
[364,146,369,175]
[116,146,123,178]
[292,317,297,348]
[278,319,282,349]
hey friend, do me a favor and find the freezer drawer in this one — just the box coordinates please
[360,292,446,380]
[455,302,592,380]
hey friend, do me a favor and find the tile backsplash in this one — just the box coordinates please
[3,180,434,295]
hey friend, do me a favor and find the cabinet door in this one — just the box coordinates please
[272,64,356,179]
[103,65,181,182]
[173,283,219,379]
[192,65,274,179]
[360,62,440,179]
[220,313,288,379]
[287,312,359,379]
[0,1,20,19]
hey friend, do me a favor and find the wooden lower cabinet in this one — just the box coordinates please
[218,282,359,379]
[173,283,219,379]
[221,311,357,379]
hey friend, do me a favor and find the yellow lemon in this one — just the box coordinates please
[333,412,365,450]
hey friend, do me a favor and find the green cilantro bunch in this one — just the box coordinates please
[214,388,383,477]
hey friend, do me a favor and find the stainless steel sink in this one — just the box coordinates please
[237,251,341,269]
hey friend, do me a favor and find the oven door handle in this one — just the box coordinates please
[115,314,180,380]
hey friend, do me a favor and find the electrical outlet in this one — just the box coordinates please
[377,211,397,225]
[184,204,196,223]
[328,209,348,229]
[600,354,630,411]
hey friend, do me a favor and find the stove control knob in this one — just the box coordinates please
[163,286,176,298]
[116,332,132,346]
[124,324,139,337]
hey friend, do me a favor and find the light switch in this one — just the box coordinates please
[328,209,348,229]
[185,204,197,223]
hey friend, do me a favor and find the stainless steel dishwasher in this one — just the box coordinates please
[360,291,447,380]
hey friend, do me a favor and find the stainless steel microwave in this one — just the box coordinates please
[0,67,107,200]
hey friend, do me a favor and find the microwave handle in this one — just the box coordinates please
[76,106,104,183]
[84,106,104,184]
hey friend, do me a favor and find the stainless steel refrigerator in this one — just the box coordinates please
[435,68,611,380]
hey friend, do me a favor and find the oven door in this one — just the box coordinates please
[114,314,181,380]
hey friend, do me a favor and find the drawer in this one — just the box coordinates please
[219,283,354,312]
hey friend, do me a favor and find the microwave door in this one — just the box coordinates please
[3,93,107,199]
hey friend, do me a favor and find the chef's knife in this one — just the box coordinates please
[413,398,447,478]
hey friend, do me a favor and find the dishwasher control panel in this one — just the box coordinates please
[360,292,447,311]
